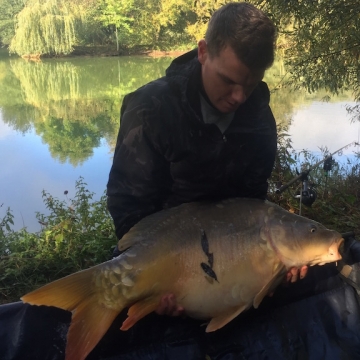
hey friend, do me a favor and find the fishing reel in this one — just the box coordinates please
[294,178,317,207]
[275,141,359,214]
[275,170,317,208]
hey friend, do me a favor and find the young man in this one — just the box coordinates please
[106,2,308,318]
[107,2,277,252]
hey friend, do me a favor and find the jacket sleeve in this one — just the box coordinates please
[236,82,277,200]
[106,90,171,241]
[243,124,277,199]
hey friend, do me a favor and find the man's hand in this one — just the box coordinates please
[155,294,184,316]
[285,266,308,283]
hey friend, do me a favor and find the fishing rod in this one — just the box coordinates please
[276,141,359,214]
[276,140,359,194]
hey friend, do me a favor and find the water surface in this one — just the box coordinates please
[0,52,358,231]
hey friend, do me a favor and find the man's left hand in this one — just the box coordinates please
[155,294,185,316]
[285,266,308,283]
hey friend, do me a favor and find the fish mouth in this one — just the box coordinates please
[314,237,344,266]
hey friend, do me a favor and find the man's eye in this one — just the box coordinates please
[220,76,235,85]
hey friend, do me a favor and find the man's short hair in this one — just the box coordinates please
[205,2,277,70]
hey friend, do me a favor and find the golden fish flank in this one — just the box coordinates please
[21,198,343,360]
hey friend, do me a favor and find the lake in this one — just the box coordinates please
[0,50,359,232]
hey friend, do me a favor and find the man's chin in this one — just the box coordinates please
[219,104,238,114]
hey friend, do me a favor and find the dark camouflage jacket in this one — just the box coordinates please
[107,49,277,240]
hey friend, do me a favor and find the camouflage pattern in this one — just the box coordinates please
[107,49,277,242]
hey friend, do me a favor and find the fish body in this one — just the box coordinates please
[21,198,343,360]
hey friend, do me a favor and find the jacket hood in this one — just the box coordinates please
[165,49,200,99]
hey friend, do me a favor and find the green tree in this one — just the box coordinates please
[0,0,25,47]
[97,0,134,52]
[255,0,360,120]
[185,0,219,41]
[9,0,88,56]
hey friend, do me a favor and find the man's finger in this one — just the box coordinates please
[155,295,170,315]
[300,265,308,279]
[290,267,299,283]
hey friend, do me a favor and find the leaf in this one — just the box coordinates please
[55,233,64,243]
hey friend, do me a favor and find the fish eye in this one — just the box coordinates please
[310,226,316,233]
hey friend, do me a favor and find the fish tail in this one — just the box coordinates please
[64,296,119,360]
[21,266,121,360]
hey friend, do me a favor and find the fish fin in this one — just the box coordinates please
[65,297,119,360]
[21,267,96,310]
[121,297,159,330]
[21,265,122,360]
[206,304,248,332]
[253,263,285,309]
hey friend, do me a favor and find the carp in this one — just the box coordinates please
[21,198,343,360]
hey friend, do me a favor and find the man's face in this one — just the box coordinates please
[197,40,265,114]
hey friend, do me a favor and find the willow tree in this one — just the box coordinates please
[9,0,85,56]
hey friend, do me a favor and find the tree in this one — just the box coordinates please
[255,0,360,120]
[185,0,218,41]
[9,0,88,56]
[97,0,134,52]
[0,0,25,47]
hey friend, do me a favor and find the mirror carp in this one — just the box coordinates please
[21,198,343,360]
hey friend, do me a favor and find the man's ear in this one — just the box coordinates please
[197,39,208,65]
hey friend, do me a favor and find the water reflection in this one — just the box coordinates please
[0,53,358,231]
[1,55,173,164]
[290,101,359,155]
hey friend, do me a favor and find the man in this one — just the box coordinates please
[107,2,306,311]
[103,6,360,358]
[107,2,277,254]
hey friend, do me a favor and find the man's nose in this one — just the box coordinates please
[231,85,247,104]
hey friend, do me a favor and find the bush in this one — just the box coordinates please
[270,128,360,236]
[0,177,116,304]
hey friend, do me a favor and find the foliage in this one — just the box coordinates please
[9,0,92,56]
[269,129,360,236]
[96,0,134,51]
[0,0,25,46]
[256,0,360,118]
[0,178,116,304]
